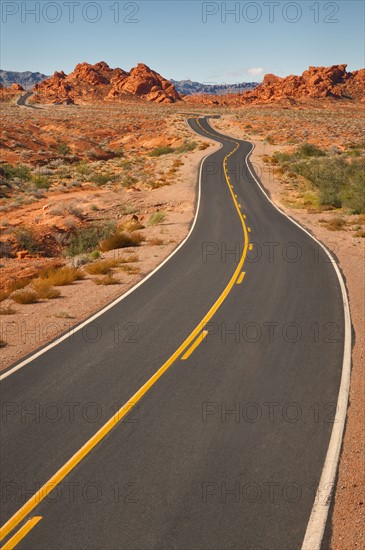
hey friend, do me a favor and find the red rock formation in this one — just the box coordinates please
[32,62,180,104]
[242,64,365,103]
[0,82,25,101]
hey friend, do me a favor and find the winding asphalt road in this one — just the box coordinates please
[16,92,38,109]
[0,118,347,549]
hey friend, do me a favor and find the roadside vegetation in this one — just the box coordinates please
[271,142,365,213]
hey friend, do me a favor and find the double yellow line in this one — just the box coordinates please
[0,118,250,549]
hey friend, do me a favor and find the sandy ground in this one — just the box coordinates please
[0,139,219,370]
[210,117,364,549]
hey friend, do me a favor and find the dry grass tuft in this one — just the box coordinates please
[325,216,347,231]
[11,289,39,304]
[119,265,140,275]
[31,279,61,299]
[92,275,120,285]
[54,310,74,319]
[85,259,119,275]
[148,237,165,246]
[7,279,31,293]
[99,231,144,252]
[116,253,139,264]
[39,267,85,286]
[119,220,145,232]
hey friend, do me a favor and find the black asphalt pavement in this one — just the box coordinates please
[0,118,345,549]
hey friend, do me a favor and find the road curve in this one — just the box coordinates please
[0,118,348,549]
[16,92,39,109]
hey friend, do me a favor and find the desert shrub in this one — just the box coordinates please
[340,161,365,213]
[92,275,120,285]
[31,279,61,299]
[54,310,73,319]
[56,142,71,156]
[85,259,119,275]
[149,146,175,157]
[119,160,133,171]
[76,161,91,177]
[11,289,39,304]
[148,237,165,246]
[7,279,31,293]
[64,202,83,219]
[1,163,30,181]
[39,267,85,286]
[115,253,139,263]
[90,173,114,186]
[31,174,50,189]
[14,227,38,253]
[99,231,143,252]
[119,265,140,275]
[176,141,197,154]
[273,147,365,213]
[296,158,364,211]
[325,216,347,231]
[297,143,326,158]
[120,219,144,232]
[89,250,101,260]
[149,211,166,225]
[0,339,7,348]
[120,175,137,189]
[65,223,115,256]
[112,147,125,158]
[121,205,138,215]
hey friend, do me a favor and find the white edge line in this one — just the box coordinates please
[245,143,352,550]
[0,119,222,381]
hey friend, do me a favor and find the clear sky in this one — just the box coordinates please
[1,1,364,82]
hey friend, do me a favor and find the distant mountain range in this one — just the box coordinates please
[170,79,258,95]
[0,70,49,90]
[0,70,258,95]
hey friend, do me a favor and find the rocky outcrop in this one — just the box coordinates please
[32,62,181,104]
[0,82,25,101]
[242,65,365,103]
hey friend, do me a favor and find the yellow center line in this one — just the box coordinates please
[0,117,250,545]
[0,517,42,550]
[181,330,209,361]
[237,272,246,285]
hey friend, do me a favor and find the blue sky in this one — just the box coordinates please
[1,1,364,82]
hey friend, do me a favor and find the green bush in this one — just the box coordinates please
[149,146,175,157]
[56,142,71,156]
[175,141,197,154]
[149,211,166,225]
[65,223,116,257]
[1,163,30,181]
[120,175,137,189]
[273,144,365,213]
[90,173,114,186]
[14,227,38,253]
[31,174,50,189]
[297,143,326,158]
